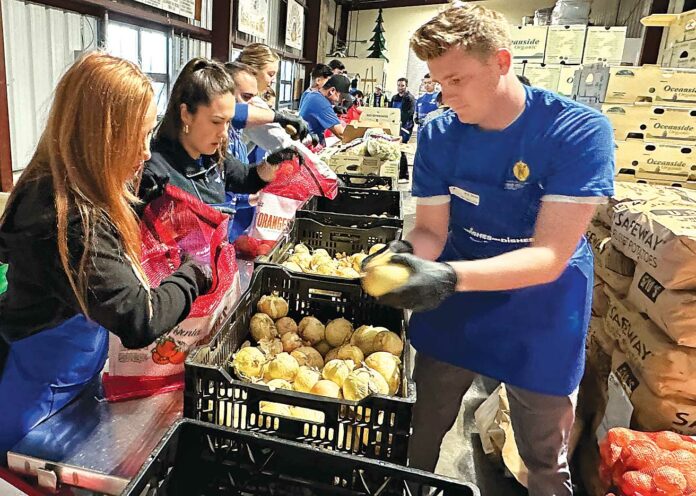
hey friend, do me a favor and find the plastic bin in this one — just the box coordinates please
[122,419,480,495]
[300,189,403,228]
[184,265,415,463]
[338,174,394,190]
[256,217,402,282]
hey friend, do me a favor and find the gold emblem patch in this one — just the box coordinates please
[513,161,530,182]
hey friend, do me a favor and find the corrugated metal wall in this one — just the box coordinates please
[589,0,652,38]
[2,0,99,171]
[172,33,211,78]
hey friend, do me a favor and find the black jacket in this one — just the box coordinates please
[390,91,416,128]
[0,173,207,370]
[142,137,267,205]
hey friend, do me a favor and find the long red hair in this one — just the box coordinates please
[4,51,153,316]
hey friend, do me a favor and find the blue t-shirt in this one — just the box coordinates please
[299,88,313,108]
[410,86,615,396]
[299,91,340,145]
[416,92,439,121]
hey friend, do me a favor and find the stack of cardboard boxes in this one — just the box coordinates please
[641,9,696,69]
[582,182,696,437]
[511,24,626,97]
[324,107,401,180]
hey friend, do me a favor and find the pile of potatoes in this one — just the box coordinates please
[280,243,386,279]
[230,293,404,411]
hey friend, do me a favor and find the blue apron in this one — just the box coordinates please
[409,163,594,397]
[390,99,413,144]
[0,315,108,454]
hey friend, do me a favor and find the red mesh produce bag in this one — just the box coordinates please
[235,145,338,258]
[599,427,696,495]
[102,185,242,401]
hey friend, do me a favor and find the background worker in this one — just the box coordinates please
[299,74,352,145]
[415,73,440,129]
[368,5,614,495]
[300,64,332,108]
[390,77,416,183]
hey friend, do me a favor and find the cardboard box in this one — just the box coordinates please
[523,64,561,92]
[510,25,548,63]
[615,139,696,180]
[642,10,696,50]
[583,26,627,65]
[341,121,392,143]
[327,153,398,179]
[656,69,696,104]
[513,63,526,77]
[544,25,587,65]
[358,108,400,137]
[602,103,696,141]
[557,65,580,97]
[572,64,609,102]
[666,40,696,68]
[605,65,661,104]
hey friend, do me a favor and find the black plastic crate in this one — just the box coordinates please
[122,419,480,495]
[297,209,403,229]
[338,174,394,190]
[301,189,403,226]
[256,217,402,282]
[184,265,415,463]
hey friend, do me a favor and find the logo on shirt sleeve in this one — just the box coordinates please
[512,161,530,182]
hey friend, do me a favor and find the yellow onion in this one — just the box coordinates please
[322,359,355,387]
[310,379,343,398]
[342,368,389,401]
[368,243,386,255]
[281,332,304,353]
[291,346,324,369]
[325,347,340,363]
[350,325,385,355]
[315,263,336,275]
[293,366,321,393]
[325,318,353,347]
[362,260,411,297]
[260,401,292,417]
[288,252,312,269]
[231,346,266,380]
[257,338,283,357]
[372,331,403,357]
[257,293,289,319]
[249,313,277,342]
[314,340,332,357]
[337,267,360,278]
[351,253,368,273]
[294,243,310,254]
[282,261,303,272]
[265,378,293,390]
[364,352,401,395]
[263,352,299,382]
[336,344,364,365]
[298,316,325,345]
[313,248,330,258]
[275,317,298,336]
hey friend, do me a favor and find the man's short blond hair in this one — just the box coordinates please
[411,4,511,61]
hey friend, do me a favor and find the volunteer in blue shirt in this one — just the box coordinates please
[366,5,614,495]
[415,73,439,128]
[299,74,352,145]
[299,64,332,108]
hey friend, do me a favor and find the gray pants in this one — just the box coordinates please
[408,353,577,496]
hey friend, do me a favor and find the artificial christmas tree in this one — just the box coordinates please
[367,9,389,61]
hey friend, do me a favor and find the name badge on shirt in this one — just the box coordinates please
[449,186,480,206]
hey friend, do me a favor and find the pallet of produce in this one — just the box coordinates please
[122,419,480,495]
[184,265,414,463]
[256,217,401,281]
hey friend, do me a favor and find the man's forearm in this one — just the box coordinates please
[407,227,447,261]
[245,106,275,127]
[448,246,568,292]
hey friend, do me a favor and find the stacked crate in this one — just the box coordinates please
[511,24,626,98]
[582,182,696,436]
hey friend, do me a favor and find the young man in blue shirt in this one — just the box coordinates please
[368,5,614,495]
[299,63,332,108]
[299,74,351,145]
[415,73,439,128]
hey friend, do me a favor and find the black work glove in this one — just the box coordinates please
[266,147,298,166]
[309,133,320,147]
[360,240,413,271]
[180,258,213,295]
[138,168,169,204]
[333,105,347,116]
[376,253,457,312]
[273,111,309,141]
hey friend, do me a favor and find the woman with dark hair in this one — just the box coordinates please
[141,58,294,206]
